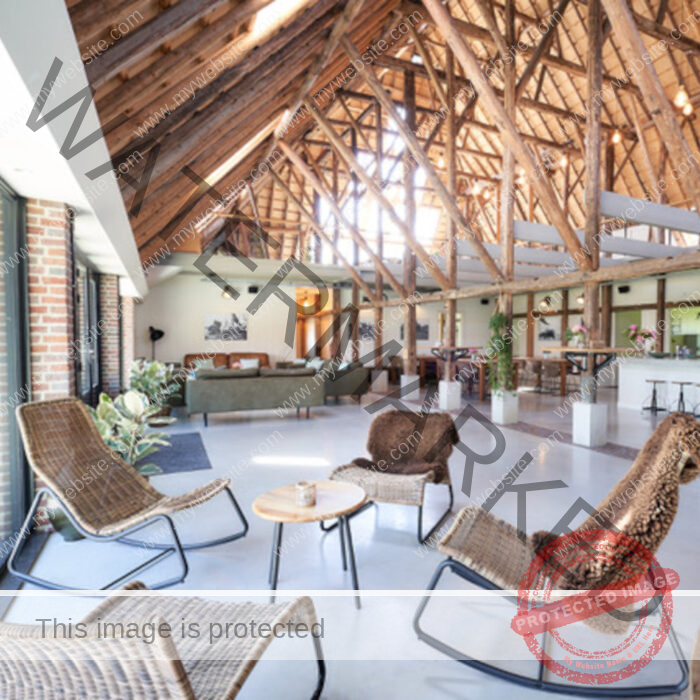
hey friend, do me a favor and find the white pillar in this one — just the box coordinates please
[400,373,421,401]
[439,380,462,410]
[370,369,389,393]
[572,402,608,447]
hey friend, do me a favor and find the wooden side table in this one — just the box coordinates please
[253,481,367,609]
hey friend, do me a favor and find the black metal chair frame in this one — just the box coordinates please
[319,482,454,544]
[413,557,689,697]
[9,485,248,591]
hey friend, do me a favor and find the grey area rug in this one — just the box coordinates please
[140,432,213,474]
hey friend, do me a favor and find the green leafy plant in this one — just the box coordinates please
[89,391,174,476]
[129,359,180,408]
[488,310,515,394]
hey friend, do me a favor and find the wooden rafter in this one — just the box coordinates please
[422,0,593,271]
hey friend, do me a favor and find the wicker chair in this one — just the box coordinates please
[326,410,456,543]
[414,412,698,697]
[10,398,248,590]
[0,582,325,699]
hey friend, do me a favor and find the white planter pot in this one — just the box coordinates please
[491,390,518,425]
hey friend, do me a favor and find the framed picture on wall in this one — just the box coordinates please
[358,321,377,340]
[400,322,430,341]
[204,313,248,341]
[537,316,559,341]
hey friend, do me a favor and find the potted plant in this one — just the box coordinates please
[90,391,174,477]
[129,359,180,420]
[627,324,657,354]
[564,323,588,348]
[488,310,518,425]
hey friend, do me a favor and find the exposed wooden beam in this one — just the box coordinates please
[304,98,453,290]
[406,23,448,105]
[402,2,641,95]
[340,34,504,281]
[269,169,375,299]
[359,248,700,309]
[472,0,510,57]
[278,141,407,297]
[87,0,274,90]
[276,0,366,137]
[602,0,700,206]
[515,0,571,102]
[632,9,700,56]
[421,0,594,271]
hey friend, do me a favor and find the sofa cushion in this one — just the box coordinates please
[228,352,270,368]
[260,368,316,377]
[306,357,324,372]
[194,368,259,379]
[184,353,228,369]
[239,358,260,369]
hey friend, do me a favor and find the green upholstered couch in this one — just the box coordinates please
[185,368,325,425]
[276,360,372,402]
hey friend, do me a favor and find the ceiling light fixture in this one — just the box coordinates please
[538,295,553,313]
[576,293,585,305]
[674,85,689,108]
[611,130,622,144]
[682,102,694,116]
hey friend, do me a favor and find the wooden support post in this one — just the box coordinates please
[403,70,417,383]
[582,0,602,403]
[351,128,360,362]
[332,151,339,265]
[374,101,384,368]
[501,0,516,333]
[561,288,569,345]
[601,284,613,347]
[656,278,666,352]
[526,294,535,356]
[313,192,322,264]
[445,48,457,382]
[419,0,593,271]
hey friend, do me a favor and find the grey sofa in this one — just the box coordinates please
[277,360,372,402]
[185,368,325,425]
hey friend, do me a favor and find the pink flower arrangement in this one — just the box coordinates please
[627,325,657,343]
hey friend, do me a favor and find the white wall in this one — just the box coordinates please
[135,274,298,365]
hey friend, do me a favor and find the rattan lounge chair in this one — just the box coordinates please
[414,412,699,697]
[10,398,248,590]
[0,582,325,699]
[326,410,457,543]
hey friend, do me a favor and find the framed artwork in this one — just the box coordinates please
[204,313,248,341]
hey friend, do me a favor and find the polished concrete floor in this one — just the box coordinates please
[3,388,698,698]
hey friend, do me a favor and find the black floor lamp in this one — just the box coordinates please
[149,326,164,361]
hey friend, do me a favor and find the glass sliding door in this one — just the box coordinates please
[0,180,29,561]
[74,262,102,406]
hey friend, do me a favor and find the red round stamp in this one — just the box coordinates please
[511,529,679,687]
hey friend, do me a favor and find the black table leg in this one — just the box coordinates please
[341,515,361,609]
[339,518,347,571]
[268,522,283,602]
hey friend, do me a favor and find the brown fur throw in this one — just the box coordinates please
[531,412,700,591]
[351,410,459,483]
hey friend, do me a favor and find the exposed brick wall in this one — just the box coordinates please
[121,296,135,390]
[99,275,121,396]
[26,200,75,400]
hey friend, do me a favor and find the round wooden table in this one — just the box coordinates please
[253,481,367,608]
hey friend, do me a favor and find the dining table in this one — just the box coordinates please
[515,356,570,396]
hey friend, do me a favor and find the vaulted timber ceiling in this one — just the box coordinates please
[67,0,700,271]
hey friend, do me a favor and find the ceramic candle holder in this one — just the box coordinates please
[296,481,316,507]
